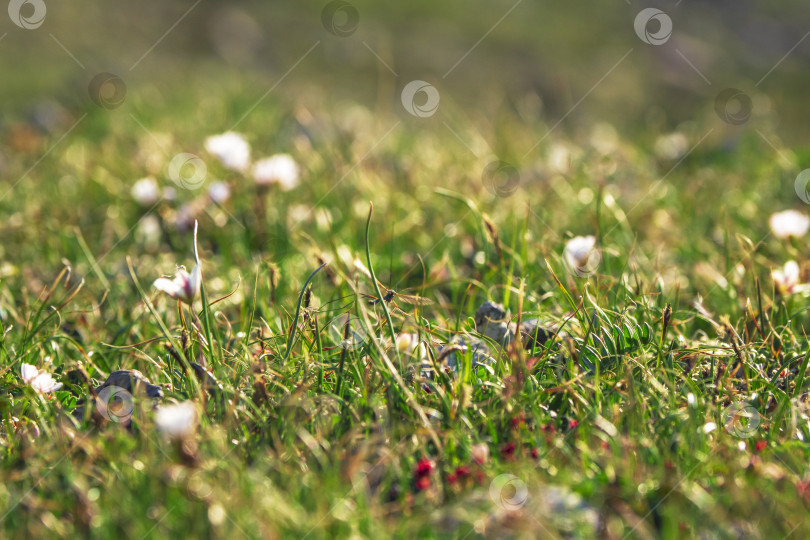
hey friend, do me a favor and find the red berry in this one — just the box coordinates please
[415,458,433,477]
[500,442,516,459]
[415,476,431,491]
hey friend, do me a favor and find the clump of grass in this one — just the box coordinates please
[1,81,810,539]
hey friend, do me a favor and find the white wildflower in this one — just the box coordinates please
[20,363,63,394]
[564,235,600,276]
[154,221,201,303]
[154,401,198,439]
[131,176,160,206]
[769,210,810,239]
[252,154,300,190]
[471,443,490,464]
[204,132,250,172]
[654,132,688,161]
[772,260,808,295]
[208,181,231,204]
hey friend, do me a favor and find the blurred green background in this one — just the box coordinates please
[1,0,809,301]
[2,0,810,140]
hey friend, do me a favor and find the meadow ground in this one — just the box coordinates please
[3,2,810,539]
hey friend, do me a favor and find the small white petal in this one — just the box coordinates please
[773,260,804,295]
[154,276,184,298]
[784,260,800,282]
[188,264,202,300]
[20,363,38,383]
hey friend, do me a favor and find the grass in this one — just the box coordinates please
[1,73,810,539]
